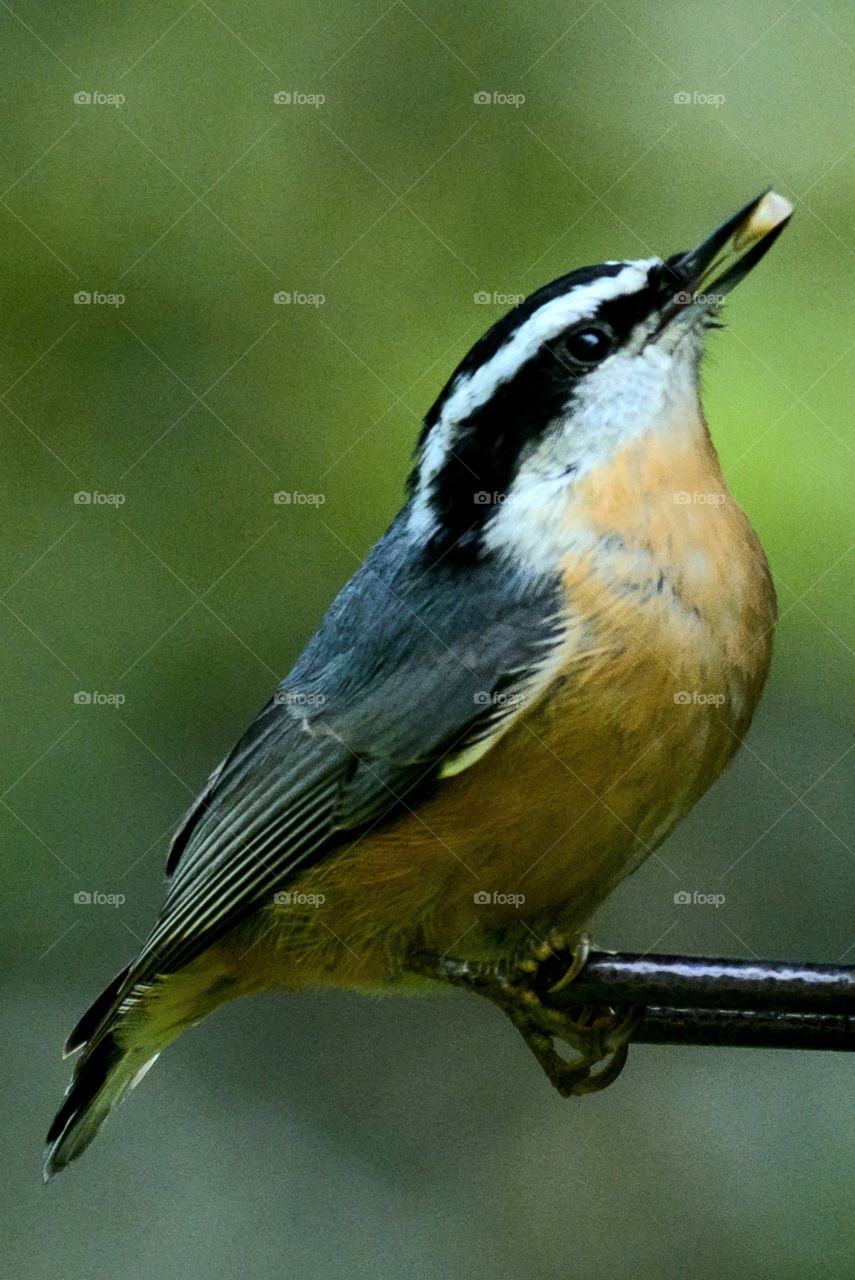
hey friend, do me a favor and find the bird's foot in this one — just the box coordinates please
[504,930,639,1095]
[421,930,639,1096]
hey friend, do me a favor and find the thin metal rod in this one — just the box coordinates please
[411,950,855,1052]
[633,1007,855,1051]
[544,951,855,1016]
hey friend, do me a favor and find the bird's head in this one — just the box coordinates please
[409,191,792,568]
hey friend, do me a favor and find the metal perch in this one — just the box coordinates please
[418,951,855,1052]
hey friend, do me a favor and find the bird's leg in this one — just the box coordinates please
[409,931,640,1096]
[500,930,642,1095]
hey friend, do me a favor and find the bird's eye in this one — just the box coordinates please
[563,324,614,366]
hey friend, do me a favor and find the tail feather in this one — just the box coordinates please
[44,1032,159,1180]
[63,963,132,1056]
[46,953,240,1177]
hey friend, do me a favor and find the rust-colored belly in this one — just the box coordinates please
[229,537,773,991]
[227,431,776,992]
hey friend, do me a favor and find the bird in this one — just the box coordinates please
[45,190,792,1178]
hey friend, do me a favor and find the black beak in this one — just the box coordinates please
[659,191,793,319]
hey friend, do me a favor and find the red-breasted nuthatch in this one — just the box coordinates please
[45,191,792,1177]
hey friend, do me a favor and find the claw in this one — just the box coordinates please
[407,935,639,1099]
[548,932,592,994]
[500,932,638,1097]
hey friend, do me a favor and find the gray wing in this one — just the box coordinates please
[129,513,567,982]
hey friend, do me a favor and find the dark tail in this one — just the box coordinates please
[63,963,130,1056]
[45,954,233,1178]
[44,1029,160,1180]
[45,965,160,1180]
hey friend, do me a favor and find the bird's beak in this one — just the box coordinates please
[657,191,793,327]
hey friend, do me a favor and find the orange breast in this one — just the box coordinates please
[229,421,776,992]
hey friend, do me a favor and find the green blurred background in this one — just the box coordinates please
[2,2,854,1276]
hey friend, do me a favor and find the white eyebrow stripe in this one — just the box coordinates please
[437,258,659,434]
[407,256,661,541]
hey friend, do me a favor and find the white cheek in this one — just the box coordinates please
[482,475,597,570]
[559,341,696,474]
[484,341,703,572]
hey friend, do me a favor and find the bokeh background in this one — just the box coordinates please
[2,2,854,1276]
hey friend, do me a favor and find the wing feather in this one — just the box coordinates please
[94,513,572,1032]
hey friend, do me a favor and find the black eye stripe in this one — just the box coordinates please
[418,342,582,560]
[416,263,661,453]
[592,278,663,336]
[447,263,629,388]
[410,262,667,562]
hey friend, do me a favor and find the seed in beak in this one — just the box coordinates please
[733,191,794,252]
